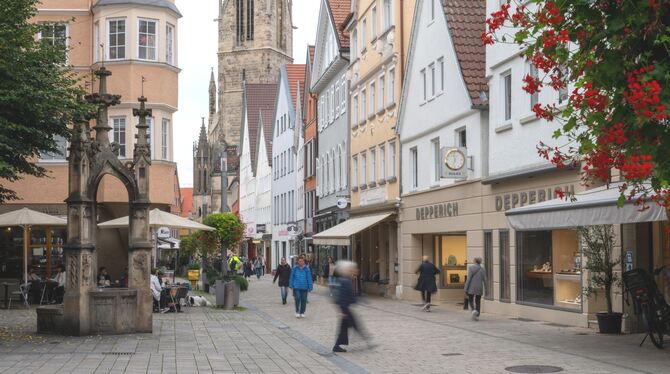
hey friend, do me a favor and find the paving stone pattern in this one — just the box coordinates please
[0,276,669,373]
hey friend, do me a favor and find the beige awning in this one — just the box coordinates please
[0,207,66,227]
[313,213,393,246]
[506,183,667,230]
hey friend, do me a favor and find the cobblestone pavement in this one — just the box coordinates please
[1,276,669,374]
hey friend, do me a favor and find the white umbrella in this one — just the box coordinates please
[97,208,214,231]
[98,208,214,270]
[0,207,67,285]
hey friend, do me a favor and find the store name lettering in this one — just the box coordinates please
[495,185,575,211]
[416,202,459,220]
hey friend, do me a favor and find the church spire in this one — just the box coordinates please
[198,117,208,146]
[209,68,216,116]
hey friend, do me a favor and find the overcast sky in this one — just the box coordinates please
[173,0,321,187]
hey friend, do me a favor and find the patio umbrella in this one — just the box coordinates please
[98,208,213,272]
[97,208,214,231]
[0,207,67,285]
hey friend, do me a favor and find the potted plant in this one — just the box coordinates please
[579,225,622,334]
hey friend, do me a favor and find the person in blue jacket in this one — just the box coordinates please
[288,256,313,318]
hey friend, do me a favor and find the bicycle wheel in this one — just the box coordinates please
[641,303,664,349]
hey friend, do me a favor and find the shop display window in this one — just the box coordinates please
[0,226,65,280]
[433,234,467,289]
[517,229,582,311]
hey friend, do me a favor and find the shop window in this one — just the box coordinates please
[499,230,510,302]
[517,229,582,311]
[484,231,493,300]
[0,227,67,280]
[433,234,467,289]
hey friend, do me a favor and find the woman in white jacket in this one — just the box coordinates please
[150,271,163,312]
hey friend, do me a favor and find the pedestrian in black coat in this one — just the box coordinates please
[332,261,373,353]
[415,256,440,312]
[273,257,292,304]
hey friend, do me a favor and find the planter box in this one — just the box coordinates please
[187,270,200,281]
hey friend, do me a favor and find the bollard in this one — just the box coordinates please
[222,281,235,310]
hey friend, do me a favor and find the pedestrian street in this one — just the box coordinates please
[1,276,669,373]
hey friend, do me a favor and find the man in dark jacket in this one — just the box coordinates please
[415,256,440,312]
[273,257,292,304]
[332,261,373,353]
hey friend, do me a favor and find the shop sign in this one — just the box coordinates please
[245,225,256,237]
[157,227,171,239]
[416,202,459,220]
[256,224,266,233]
[495,185,575,211]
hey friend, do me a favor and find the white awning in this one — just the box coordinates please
[313,213,393,246]
[506,183,667,230]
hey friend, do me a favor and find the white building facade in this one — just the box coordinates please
[271,65,305,267]
[397,0,488,303]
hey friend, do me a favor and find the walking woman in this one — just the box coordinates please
[253,256,262,279]
[273,257,292,304]
[415,256,440,312]
[464,257,487,320]
[332,261,373,353]
[288,256,313,318]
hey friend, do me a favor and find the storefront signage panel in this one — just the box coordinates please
[495,185,575,211]
[416,202,459,220]
[256,224,266,233]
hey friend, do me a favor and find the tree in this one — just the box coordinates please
[579,225,621,314]
[483,1,670,207]
[202,212,246,255]
[181,231,218,263]
[0,0,91,203]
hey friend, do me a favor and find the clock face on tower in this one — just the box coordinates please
[444,149,466,171]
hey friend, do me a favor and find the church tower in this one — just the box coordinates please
[214,0,293,146]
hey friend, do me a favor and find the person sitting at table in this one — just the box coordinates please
[120,267,128,288]
[150,269,163,312]
[51,264,66,304]
[26,267,42,303]
[97,267,111,288]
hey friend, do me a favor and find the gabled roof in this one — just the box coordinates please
[285,64,307,111]
[244,83,278,170]
[328,0,351,48]
[443,0,488,106]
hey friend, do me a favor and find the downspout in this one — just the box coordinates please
[395,0,405,298]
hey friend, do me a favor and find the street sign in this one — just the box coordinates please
[336,198,348,209]
[287,223,302,236]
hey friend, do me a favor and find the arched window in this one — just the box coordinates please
[331,149,336,192]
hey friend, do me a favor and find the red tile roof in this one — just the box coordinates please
[328,0,351,48]
[285,64,306,111]
[180,188,193,218]
[245,83,278,168]
[443,0,488,106]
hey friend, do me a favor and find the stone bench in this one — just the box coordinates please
[36,304,64,334]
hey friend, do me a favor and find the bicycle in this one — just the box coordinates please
[623,266,670,349]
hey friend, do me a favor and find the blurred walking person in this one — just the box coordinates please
[273,257,292,305]
[324,256,335,296]
[332,261,372,353]
[464,257,487,320]
[288,256,313,318]
[415,256,440,312]
[254,256,262,279]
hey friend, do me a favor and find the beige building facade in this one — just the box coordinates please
[0,0,182,281]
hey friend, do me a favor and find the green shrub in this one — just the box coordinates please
[187,263,201,270]
[233,275,249,291]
